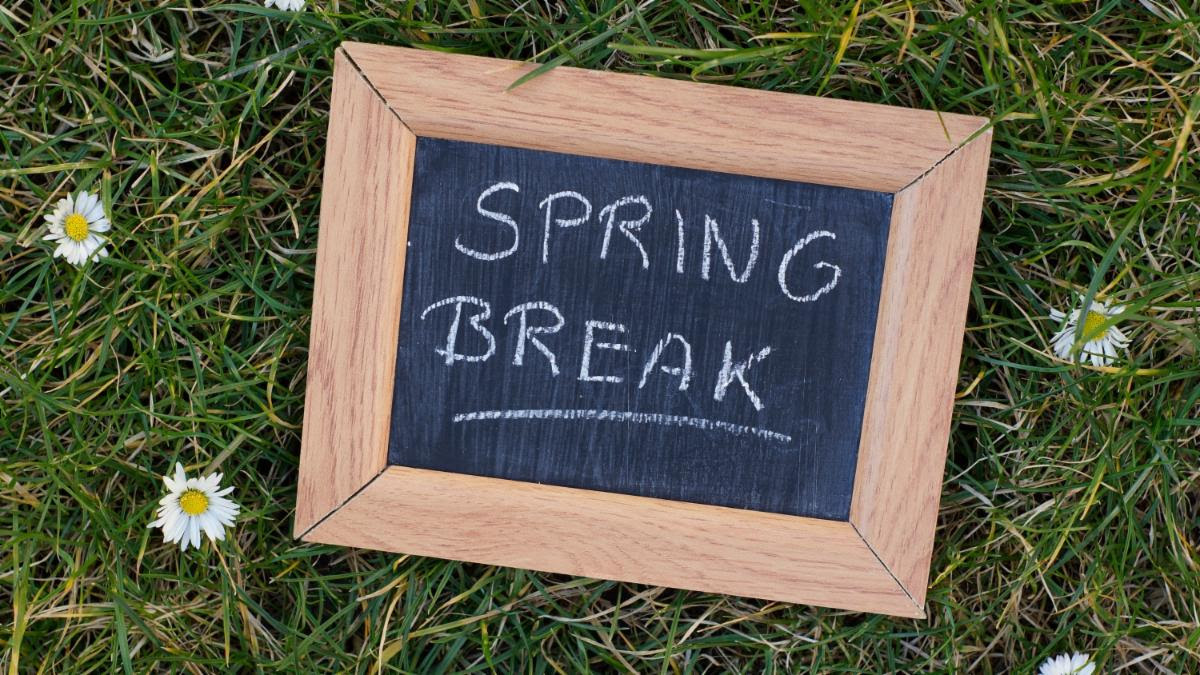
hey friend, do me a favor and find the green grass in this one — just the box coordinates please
[2,0,1199,671]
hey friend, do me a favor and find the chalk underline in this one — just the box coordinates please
[451,409,793,443]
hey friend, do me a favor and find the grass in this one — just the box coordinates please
[2,0,1199,671]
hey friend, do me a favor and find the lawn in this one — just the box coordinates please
[2,1,1199,672]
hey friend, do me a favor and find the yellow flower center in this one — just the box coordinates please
[1081,310,1109,341]
[64,213,90,242]
[179,489,209,516]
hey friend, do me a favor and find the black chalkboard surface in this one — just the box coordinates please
[388,137,892,520]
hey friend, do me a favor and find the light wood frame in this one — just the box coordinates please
[296,42,991,618]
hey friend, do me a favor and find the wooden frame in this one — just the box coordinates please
[296,42,991,618]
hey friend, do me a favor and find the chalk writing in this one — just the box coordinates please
[579,320,629,384]
[452,184,841,307]
[638,333,692,391]
[419,295,495,364]
[598,196,652,269]
[539,191,591,264]
[701,215,760,283]
[503,301,564,376]
[778,230,842,303]
[714,342,772,411]
[455,182,520,261]
[453,408,792,443]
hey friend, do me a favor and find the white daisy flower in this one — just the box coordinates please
[148,462,241,552]
[264,0,305,10]
[42,190,110,266]
[1037,652,1096,675]
[1049,295,1130,367]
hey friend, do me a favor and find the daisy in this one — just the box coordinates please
[264,0,305,10]
[1049,295,1130,367]
[43,190,110,266]
[1037,652,1096,675]
[148,462,240,551]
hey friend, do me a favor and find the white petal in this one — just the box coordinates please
[210,492,238,508]
[189,518,201,550]
[90,218,111,233]
[167,515,188,544]
[201,514,224,541]
[1051,332,1074,359]
[214,493,236,505]
[208,505,238,523]
[1049,308,1066,321]
[160,503,181,522]
[155,512,177,536]
[174,463,188,486]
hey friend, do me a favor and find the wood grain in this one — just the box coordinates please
[294,50,415,536]
[339,42,987,193]
[850,132,993,604]
[305,466,925,617]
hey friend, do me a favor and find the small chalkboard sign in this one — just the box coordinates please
[296,43,991,618]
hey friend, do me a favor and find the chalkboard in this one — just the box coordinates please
[387,137,893,520]
[300,45,992,614]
